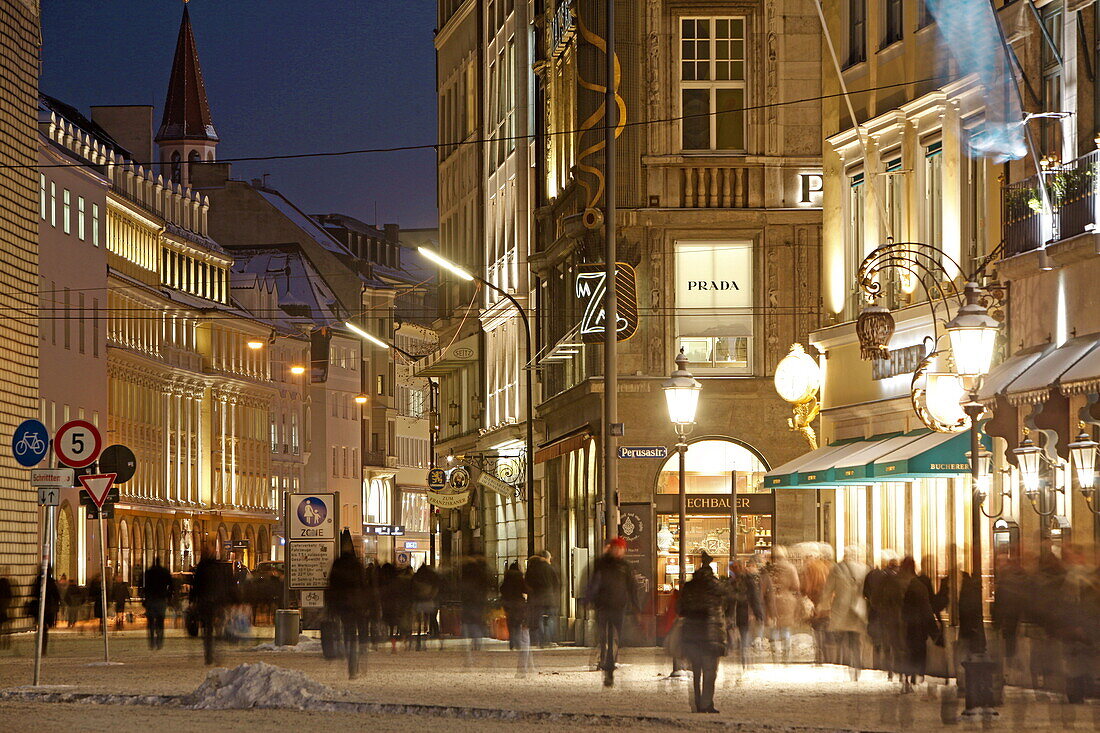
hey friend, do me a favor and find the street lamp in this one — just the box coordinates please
[417,247,536,557]
[663,348,701,595]
[1068,426,1100,514]
[944,281,1000,717]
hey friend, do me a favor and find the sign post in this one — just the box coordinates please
[13,419,52,685]
[33,494,55,686]
[285,493,338,628]
[79,473,116,665]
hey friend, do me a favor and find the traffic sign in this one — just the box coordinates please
[31,467,74,488]
[12,419,50,468]
[427,468,446,489]
[78,473,116,508]
[37,488,60,506]
[86,503,113,520]
[97,444,136,484]
[54,420,102,468]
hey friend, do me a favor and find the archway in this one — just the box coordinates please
[257,527,270,564]
[117,519,131,583]
[131,520,143,586]
[244,526,256,568]
[216,524,229,560]
[55,504,75,582]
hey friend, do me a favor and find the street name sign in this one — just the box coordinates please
[31,467,74,488]
[618,446,669,459]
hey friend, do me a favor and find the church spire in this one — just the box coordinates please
[156,4,218,144]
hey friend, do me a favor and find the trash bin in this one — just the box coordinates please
[275,609,300,646]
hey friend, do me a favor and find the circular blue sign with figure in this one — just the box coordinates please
[11,419,50,468]
[296,496,328,527]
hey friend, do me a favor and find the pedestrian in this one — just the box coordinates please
[0,569,12,648]
[898,556,935,693]
[458,553,492,662]
[863,551,900,676]
[27,567,61,656]
[765,545,801,663]
[679,551,730,713]
[190,544,234,665]
[325,532,367,679]
[820,546,868,679]
[142,557,173,650]
[110,574,129,630]
[524,550,560,647]
[411,564,442,651]
[727,559,765,669]
[65,582,83,629]
[584,537,639,687]
[798,544,831,663]
[87,573,104,635]
[992,554,1026,661]
[500,561,527,650]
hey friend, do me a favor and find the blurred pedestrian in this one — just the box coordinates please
[864,551,900,677]
[820,546,868,679]
[727,559,765,669]
[899,556,935,693]
[110,574,129,630]
[0,569,12,648]
[585,537,638,687]
[458,554,492,662]
[64,582,83,629]
[411,563,442,651]
[525,550,560,647]
[679,551,730,713]
[500,561,527,650]
[142,557,172,650]
[87,573,104,635]
[992,554,1026,661]
[798,544,831,663]
[326,531,367,679]
[190,544,234,665]
[28,567,61,656]
[765,545,801,663]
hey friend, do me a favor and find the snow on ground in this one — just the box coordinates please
[185,661,343,710]
[250,634,322,653]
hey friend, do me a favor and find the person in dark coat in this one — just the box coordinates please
[326,534,367,678]
[727,560,766,668]
[87,573,104,634]
[0,570,12,648]
[142,558,173,650]
[992,555,1026,660]
[585,537,639,687]
[500,561,528,650]
[411,564,442,650]
[110,575,129,630]
[524,551,560,647]
[190,545,235,665]
[899,556,935,692]
[458,554,492,658]
[28,567,61,655]
[863,553,901,677]
[679,551,730,713]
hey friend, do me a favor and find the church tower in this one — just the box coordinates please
[156,3,218,186]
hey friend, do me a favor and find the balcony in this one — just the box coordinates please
[1004,150,1100,258]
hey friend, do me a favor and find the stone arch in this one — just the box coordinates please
[117,519,131,583]
[257,526,269,564]
[216,524,229,560]
[55,503,75,582]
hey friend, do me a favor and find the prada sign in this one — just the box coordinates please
[655,493,775,515]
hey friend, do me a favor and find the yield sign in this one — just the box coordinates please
[78,473,117,508]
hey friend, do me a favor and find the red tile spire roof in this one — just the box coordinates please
[156,5,218,143]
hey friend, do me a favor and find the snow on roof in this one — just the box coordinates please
[257,190,353,258]
[231,246,343,326]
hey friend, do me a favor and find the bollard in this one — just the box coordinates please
[274,609,300,646]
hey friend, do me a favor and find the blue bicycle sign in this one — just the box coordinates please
[12,419,50,468]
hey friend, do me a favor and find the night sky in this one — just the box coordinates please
[41,0,439,229]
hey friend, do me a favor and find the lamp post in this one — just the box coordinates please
[417,248,537,557]
[943,281,1000,716]
[663,349,701,593]
[1068,427,1100,516]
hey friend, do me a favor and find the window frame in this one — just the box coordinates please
[678,16,748,153]
[674,240,754,375]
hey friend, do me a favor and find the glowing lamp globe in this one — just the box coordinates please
[946,283,999,379]
[663,349,701,427]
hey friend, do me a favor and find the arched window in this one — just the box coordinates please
[170,151,182,184]
[656,438,768,494]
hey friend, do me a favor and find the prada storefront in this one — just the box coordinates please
[653,438,774,618]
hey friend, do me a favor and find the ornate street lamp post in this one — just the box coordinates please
[663,349,701,593]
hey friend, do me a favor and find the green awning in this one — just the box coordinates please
[872,430,988,478]
[764,441,858,489]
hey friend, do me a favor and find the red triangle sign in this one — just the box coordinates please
[79,473,117,508]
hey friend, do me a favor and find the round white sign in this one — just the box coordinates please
[54,419,102,468]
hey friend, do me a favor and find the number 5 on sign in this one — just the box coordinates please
[54,420,102,468]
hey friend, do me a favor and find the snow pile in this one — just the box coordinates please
[251,634,322,653]
[185,662,340,710]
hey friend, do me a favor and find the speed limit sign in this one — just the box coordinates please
[54,420,102,468]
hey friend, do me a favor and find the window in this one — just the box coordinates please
[680,18,746,151]
[916,0,933,28]
[50,182,56,227]
[847,0,866,65]
[63,287,71,349]
[963,143,987,274]
[847,172,865,318]
[92,298,99,357]
[39,174,46,220]
[63,190,71,234]
[78,293,85,354]
[1040,5,1063,157]
[675,241,752,373]
[365,478,391,524]
[884,157,905,241]
[401,491,430,533]
[92,204,100,246]
[332,447,338,477]
[924,142,943,254]
[77,196,86,240]
[883,0,903,47]
[376,374,385,395]
[171,152,182,184]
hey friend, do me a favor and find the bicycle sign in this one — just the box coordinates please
[11,419,50,468]
[54,420,102,469]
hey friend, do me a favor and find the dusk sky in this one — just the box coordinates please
[40,0,439,229]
